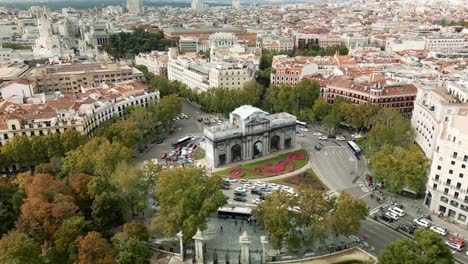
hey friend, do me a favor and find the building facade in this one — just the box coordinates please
[323,76,417,116]
[127,0,144,14]
[28,62,144,94]
[412,81,468,226]
[135,51,169,77]
[204,105,296,167]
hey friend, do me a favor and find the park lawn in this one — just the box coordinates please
[269,168,328,191]
[214,149,309,179]
[193,147,206,160]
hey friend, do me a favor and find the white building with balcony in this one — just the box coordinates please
[412,81,468,225]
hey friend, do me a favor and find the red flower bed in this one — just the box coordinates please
[226,152,306,178]
[282,172,325,190]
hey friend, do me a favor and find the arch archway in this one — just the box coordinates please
[270,135,280,152]
[253,141,263,158]
[231,144,242,162]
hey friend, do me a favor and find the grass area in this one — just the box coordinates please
[193,147,205,160]
[269,169,328,191]
[213,149,309,179]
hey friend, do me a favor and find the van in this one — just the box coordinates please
[430,226,448,236]
[413,217,431,228]
[389,207,405,217]
[445,241,462,252]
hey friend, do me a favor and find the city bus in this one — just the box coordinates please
[217,206,252,220]
[296,120,308,129]
[172,136,191,149]
[347,141,361,156]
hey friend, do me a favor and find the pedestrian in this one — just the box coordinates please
[220,226,223,232]
[239,227,241,233]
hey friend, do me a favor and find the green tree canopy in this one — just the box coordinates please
[150,167,224,242]
[0,230,44,264]
[330,192,368,236]
[379,229,454,264]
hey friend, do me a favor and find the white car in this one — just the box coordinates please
[413,218,431,228]
[235,187,246,193]
[252,198,262,204]
[244,184,254,189]
[300,128,310,132]
[388,207,405,217]
[336,136,346,141]
[313,132,323,136]
[445,241,462,252]
[296,133,305,137]
[292,206,301,213]
[318,136,328,140]
[269,183,279,189]
[255,181,265,187]
[385,211,399,221]
[227,178,237,183]
[430,226,448,236]
[192,136,199,140]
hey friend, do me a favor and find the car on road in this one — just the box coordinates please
[296,133,305,137]
[379,214,394,223]
[413,217,431,228]
[222,185,230,190]
[269,183,278,189]
[251,188,262,195]
[398,224,415,234]
[192,136,200,140]
[388,207,405,217]
[252,198,262,204]
[243,184,254,189]
[234,191,247,197]
[227,178,237,183]
[240,179,250,184]
[197,117,203,122]
[445,241,463,252]
[300,128,310,132]
[313,132,323,136]
[385,211,399,221]
[233,196,247,202]
[235,187,246,193]
[448,236,465,247]
[336,136,346,141]
[314,145,322,151]
[430,225,448,236]
[318,136,328,140]
[348,235,360,242]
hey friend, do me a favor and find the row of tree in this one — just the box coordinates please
[254,189,368,251]
[104,28,171,60]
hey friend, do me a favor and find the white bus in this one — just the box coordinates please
[347,141,361,156]
[172,136,191,148]
[217,206,252,220]
[296,120,308,129]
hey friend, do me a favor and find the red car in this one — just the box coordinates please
[448,237,465,247]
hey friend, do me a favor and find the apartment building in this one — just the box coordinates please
[323,75,417,116]
[0,80,159,155]
[270,55,338,86]
[412,81,468,225]
[135,51,169,77]
[425,35,467,52]
[28,62,144,93]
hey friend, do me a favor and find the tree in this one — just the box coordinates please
[16,174,79,242]
[52,216,91,263]
[312,97,330,120]
[68,173,94,218]
[241,81,265,107]
[370,144,429,194]
[323,96,346,132]
[60,129,87,154]
[111,162,149,218]
[112,233,152,264]
[0,178,20,235]
[154,95,182,132]
[1,135,33,166]
[123,220,150,241]
[91,191,124,232]
[0,231,44,264]
[367,108,414,153]
[379,229,454,264]
[330,192,368,236]
[254,191,294,250]
[101,120,143,148]
[34,163,56,176]
[150,167,224,242]
[76,231,117,264]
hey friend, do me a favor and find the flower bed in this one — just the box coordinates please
[222,150,308,179]
[276,169,327,190]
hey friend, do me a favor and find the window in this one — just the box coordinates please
[457,183,462,189]
[447,179,452,185]
[460,173,464,178]
[455,192,459,198]
[463,164,466,169]
[433,183,438,189]
[452,161,456,165]
[435,174,440,180]
[444,188,449,194]
[437,165,442,170]
[464,155,468,162]
[449,169,454,174]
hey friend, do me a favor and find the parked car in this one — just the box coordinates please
[445,241,463,252]
[398,224,415,234]
[336,136,346,141]
[388,207,405,217]
[380,214,394,223]
[227,178,237,183]
[233,196,247,202]
[448,237,465,247]
[385,212,399,221]
[314,145,322,151]
[430,225,448,236]
[296,133,305,137]
[251,188,262,195]
[197,117,203,122]
[240,179,250,184]
[234,191,247,197]
[252,198,262,204]
[235,187,246,193]
[413,218,431,228]
[222,185,230,190]
[318,136,328,140]
[300,128,309,132]
[312,132,323,136]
